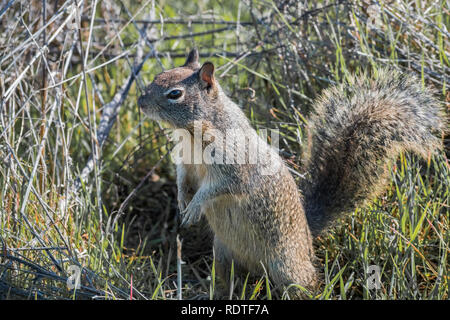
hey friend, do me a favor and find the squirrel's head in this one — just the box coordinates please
[138,48,220,130]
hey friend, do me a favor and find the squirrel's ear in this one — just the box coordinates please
[183,48,200,69]
[199,62,215,89]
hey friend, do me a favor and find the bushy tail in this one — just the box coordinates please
[303,68,444,236]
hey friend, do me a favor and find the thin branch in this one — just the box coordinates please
[74,29,152,191]
[80,16,257,25]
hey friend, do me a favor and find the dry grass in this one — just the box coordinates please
[0,0,448,299]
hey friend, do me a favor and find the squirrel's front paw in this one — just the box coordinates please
[180,200,203,227]
[178,198,189,212]
[177,191,192,213]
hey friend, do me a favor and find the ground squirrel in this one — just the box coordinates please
[137,49,444,298]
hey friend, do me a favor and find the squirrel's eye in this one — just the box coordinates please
[167,89,183,100]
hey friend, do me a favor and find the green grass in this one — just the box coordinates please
[0,0,448,299]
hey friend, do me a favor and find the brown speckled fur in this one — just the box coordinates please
[303,70,444,236]
[138,49,443,298]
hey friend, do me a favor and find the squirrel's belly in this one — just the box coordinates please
[204,194,271,271]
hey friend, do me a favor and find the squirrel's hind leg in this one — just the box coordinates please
[268,257,317,299]
[212,236,235,299]
[212,236,252,299]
